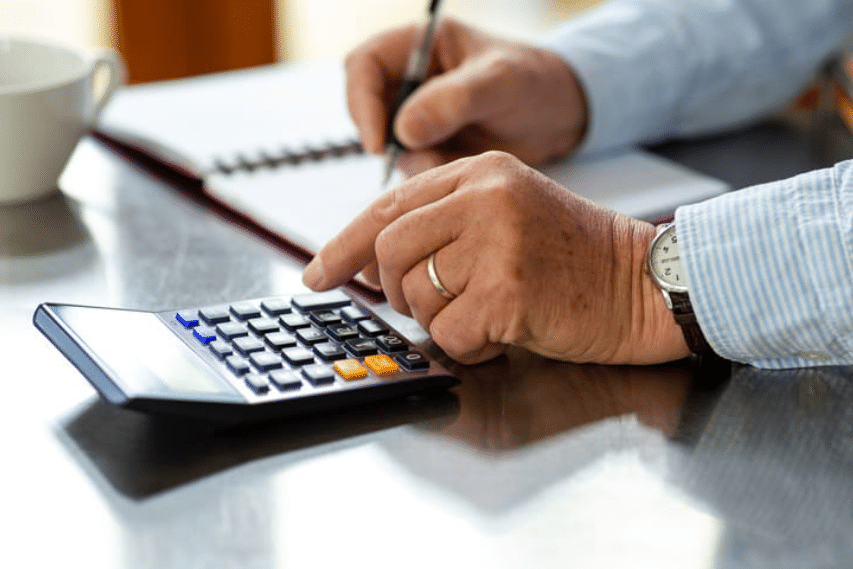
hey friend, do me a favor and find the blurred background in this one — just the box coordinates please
[0,0,601,83]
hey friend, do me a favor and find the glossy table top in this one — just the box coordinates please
[3,122,852,568]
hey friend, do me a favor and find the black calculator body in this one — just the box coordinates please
[34,289,459,423]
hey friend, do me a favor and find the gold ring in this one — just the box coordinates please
[427,253,456,300]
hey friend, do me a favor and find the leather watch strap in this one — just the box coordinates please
[669,292,713,354]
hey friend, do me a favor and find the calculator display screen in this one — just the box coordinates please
[57,307,239,400]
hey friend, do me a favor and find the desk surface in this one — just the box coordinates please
[3,122,852,568]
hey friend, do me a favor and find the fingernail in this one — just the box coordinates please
[302,256,326,290]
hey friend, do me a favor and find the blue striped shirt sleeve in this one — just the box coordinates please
[539,0,852,157]
[676,160,853,368]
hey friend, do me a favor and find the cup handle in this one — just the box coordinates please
[88,49,127,121]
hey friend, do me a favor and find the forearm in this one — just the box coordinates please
[540,0,853,155]
[677,159,853,368]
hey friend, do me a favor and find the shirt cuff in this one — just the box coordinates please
[676,160,853,368]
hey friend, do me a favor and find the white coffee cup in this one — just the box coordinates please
[0,37,125,204]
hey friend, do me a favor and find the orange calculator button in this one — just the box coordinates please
[364,354,399,375]
[333,359,368,380]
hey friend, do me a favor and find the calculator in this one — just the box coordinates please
[34,289,459,423]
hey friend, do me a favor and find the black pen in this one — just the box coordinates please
[382,0,444,187]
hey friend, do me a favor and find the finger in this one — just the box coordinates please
[303,158,471,291]
[429,295,507,364]
[358,260,381,290]
[399,243,465,329]
[375,193,466,314]
[345,25,420,153]
[395,55,508,150]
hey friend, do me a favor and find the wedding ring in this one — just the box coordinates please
[427,253,456,300]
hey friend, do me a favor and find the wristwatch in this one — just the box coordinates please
[647,223,712,354]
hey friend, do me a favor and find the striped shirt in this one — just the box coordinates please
[540,0,853,367]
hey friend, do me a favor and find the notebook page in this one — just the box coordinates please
[539,149,730,222]
[98,63,357,177]
[206,153,403,255]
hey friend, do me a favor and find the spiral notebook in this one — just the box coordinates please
[96,62,729,272]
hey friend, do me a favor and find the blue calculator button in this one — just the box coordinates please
[193,328,217,345]
[176,311,200,328]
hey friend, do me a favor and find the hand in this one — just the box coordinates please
[303,151,690,365]
[345,18,588,175]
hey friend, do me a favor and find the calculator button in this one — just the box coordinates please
[309,310,343,327]
[364,354,399,375]
[326,324,360,341]
[280,313,310,331]
[230,302,262,321]
[264,331,297,350]
[216,321,249,340]
[226,356,251,376]
[199,307,230,325]
[314,342,347,361]
[244,374,270,395]
[261,298,291,316]
[248,317,279,335]
[302,364,335,386]
[296,326,327,344]
[340,305,370,322]
[269,370,302,391]
[377,334,408,352]
[234,336,265,356]
[282,347,315,366]
[249,351,284,372]
[357,319,389,337]
[345,338,378,357]
[175,311,199,328]
[208,340,233,359]
[192,327,217,345]
[333,359,369,380]
[395,351,430,370]
[292,290,351,312]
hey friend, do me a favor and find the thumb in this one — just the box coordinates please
[394,61,498,150]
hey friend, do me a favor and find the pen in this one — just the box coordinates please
[382,0,444,187]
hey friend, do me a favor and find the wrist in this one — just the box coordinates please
[621,218,692,364]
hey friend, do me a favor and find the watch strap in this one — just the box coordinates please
[669,291,713,354]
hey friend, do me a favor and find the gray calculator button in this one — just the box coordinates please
[226,356,251,376]
[357,319,389,337]
[327,324,359,341]
[244,374,270,394]
[302,364,335,386]
[377,334,408,352]
[199,307,230,325]
[309,310,342,327]
[261,298,292,316]
[249,351,284,372]
[208,340,233,359]
[265,331,297,350]
[340,305,370,322]
[216,321,249,339]
[314,342,347,361]
[280,313,310,331]
[291,290,351,311]
[269,370,302,391]
[234,336,265,356]
[296,326,327,344]
[230,302,262,321]
[248,317,279,334]
[282,347,314,366]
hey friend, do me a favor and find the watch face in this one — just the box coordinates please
[649,224,687,292]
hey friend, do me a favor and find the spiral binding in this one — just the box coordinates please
[212,138,364,175]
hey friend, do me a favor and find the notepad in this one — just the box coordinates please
[97,62,730,265]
